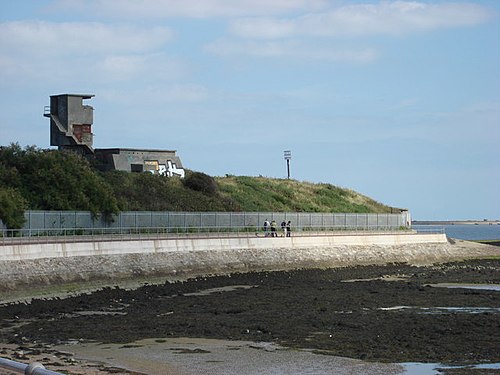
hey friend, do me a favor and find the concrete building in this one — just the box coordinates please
[94,148,185,177]
[44,94,185,177]
[44,94,95,154]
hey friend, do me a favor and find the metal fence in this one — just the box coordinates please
[1,210,409,236]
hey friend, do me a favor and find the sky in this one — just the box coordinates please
[1,0,499,221]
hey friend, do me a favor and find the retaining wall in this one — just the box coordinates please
[1,233,498,294]
[1,233,445,262]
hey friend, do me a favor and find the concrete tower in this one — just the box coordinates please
[44,94,94,154]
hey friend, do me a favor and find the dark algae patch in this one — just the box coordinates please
[0,259,499,365]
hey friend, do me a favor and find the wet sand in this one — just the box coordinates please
[0,257,499,374]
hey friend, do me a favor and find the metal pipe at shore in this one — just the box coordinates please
[0,357,64,375]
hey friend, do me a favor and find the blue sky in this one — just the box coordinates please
[1,0,499,220]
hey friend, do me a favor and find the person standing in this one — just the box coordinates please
[263,219,270,237]
[270,220,277,237]
[286,221,291,237]
[281,220,287,237]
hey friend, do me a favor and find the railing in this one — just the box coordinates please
[413,225,446,235]
[0,357,64,375]
[0,224,422,245]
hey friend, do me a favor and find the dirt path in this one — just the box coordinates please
[0,258,499,374]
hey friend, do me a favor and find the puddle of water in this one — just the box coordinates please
[53,337,500,375]
[427,283,500,291]
[56,337,404,375]
[341,275,409,283]
[402,361,500,374]
[72,310,127,316]
[379,306,500,314]
[183,285,257,296]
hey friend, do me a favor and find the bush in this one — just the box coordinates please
[183,171,218,195]
[0,187,26,229]
[0,144,119,220]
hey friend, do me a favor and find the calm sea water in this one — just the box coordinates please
[414,224,500,240]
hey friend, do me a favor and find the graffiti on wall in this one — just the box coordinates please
[166,160,185,178]
[145,160,185,178]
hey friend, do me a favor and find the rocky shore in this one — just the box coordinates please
[0,247,499,374]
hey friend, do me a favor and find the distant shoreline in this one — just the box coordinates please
[413,220,500,225]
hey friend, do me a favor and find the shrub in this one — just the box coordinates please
[183,171,218,195]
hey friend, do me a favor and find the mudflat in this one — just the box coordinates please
[0,258,499,374]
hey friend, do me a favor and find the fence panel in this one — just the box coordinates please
[367,214,378,228]
[151,212,169,227]
[388,215,402,228]
[357,214,368,229]
[134,212,152,227]
[333,214,345,228]
[168,213,185,228]
[183,213,201,228]
[229,213,245,228]
[120,212,137,228]
[75,212,94,228]
[310,214,323,228]
[345,214,357,228]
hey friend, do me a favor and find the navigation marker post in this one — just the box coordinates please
[284,150,291,179]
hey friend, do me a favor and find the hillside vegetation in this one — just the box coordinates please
[0,144,397,228]
[216,176,393,213]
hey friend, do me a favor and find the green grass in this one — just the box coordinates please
[215,176,397,213]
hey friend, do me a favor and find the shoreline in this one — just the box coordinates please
[1,257,499,372]
[413,220,500,225]
[0,240,500,375]
[1,238,498,304]
[0,241,499,374]
[2,233,493,297]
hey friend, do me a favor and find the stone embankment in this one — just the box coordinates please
[0,232,498,295]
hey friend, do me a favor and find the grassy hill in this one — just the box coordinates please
[216,175,393,213]
[0,144,398,228]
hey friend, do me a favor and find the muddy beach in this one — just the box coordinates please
[0,258,499,374]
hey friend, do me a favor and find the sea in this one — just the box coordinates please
[413,223,500,241]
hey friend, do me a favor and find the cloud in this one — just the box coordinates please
[206,2,492,62]
[205,39,378,63]
[0,21,178,84]
[47,0,328,18]
[230,1,493,39]
[100,84,210,104]
[0,21,172,55]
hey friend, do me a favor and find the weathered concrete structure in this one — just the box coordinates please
[0,233,447,262]
[94,148,185,177]
[1,233,498,295]
[44,94,185,177]
[44,94,95,154]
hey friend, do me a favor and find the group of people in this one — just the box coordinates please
[263,219,291,237]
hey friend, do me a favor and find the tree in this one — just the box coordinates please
[0,187,26,229]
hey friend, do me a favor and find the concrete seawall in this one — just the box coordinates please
[0,233,498,294]
[1,232,446,262]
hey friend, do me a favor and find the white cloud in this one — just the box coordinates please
[230,1,493,39]
[0,21,172,55]
[101,84,210,104]
[205,39,378,63]
[48,0,328,18]
[95,53,184,81]
[0,21,178,84]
